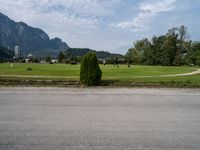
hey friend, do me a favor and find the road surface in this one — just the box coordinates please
[0,87,200,150]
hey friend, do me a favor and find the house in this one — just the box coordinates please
[52,59,58,64]
[25,59,30,63]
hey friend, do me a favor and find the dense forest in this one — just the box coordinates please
[0,46,14,61]
[125,25,200,66]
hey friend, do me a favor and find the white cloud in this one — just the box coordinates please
[0,0,127,52]
[114,0,177,31]
[0,0,121,27]
[0,0,199,53]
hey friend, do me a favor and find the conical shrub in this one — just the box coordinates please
[80,52,102,86]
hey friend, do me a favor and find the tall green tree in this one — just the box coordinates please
[57,52,66,63]
[126,25,191,66]
[46,56,52,63]
[162,35,177,66]
[126,38,151,65]
[136,38,151,64]
[126,48,141,64]
[166,25,189,66]
[166,27,180,65]
[150,36,166,65]
[80,52,102,86]
[186,42,200,66]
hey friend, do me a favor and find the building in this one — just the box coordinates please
[14,46,21,58]
[27,53,34,59]
[52,59,58,64]
[25,59,31,63]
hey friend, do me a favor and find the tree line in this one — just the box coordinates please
[125,25,200,66]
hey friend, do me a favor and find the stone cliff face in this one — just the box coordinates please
[0,12,69,57]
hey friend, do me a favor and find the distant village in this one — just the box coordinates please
[13,45,59,64]
[12,45,126,65]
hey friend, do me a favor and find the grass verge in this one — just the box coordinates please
[0,75,200,88]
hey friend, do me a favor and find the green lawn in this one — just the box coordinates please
[101,65,196,79]
[0,63,197,78]
[0,63,80,77]
[0,63,199,87]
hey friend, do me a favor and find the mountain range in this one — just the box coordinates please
[0,12,69,57]
[65,48,123,59]
[0,12,122,59]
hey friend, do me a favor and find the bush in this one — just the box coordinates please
[27,67,32,71]
[80,52,102,86]
[70,61,78,65]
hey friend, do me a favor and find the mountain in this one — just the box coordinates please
[65,48,123,59]
[0,12,69,57]
[0,46,14,60]
[0,12,123,59]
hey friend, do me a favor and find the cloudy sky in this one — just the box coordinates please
[0,0,200,54]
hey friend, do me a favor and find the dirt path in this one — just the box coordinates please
[159,68,200,77]
[104,68,200,79]
[132,68,200,78]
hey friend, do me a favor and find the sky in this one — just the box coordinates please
[0,0,200,54]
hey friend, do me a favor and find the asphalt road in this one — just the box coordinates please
[0,87,200,150]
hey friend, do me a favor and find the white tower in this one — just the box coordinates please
[14,46,21,58]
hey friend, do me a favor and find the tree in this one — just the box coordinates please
[150,36,166,65]
[0,46,14,61]
[69,55,78,64]
[80,52,102,86]
[166,27,180,65]
[179,25,189,48]
[57,52,66,63]
[125,25,193,66]
[46,56,52,63]
[162,35,177,66]
[186,42,200,66]
[126,38,151,65]
[166,25,190,66]
[178,25,190,64]
[126,48,141,64]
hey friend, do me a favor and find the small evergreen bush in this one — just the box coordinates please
[27,67,32,71]
[80,52,102,86]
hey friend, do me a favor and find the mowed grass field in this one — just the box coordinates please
[0,63,200,86]
[0,63,196,78]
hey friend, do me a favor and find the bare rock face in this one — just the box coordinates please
[0,12,69,57]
